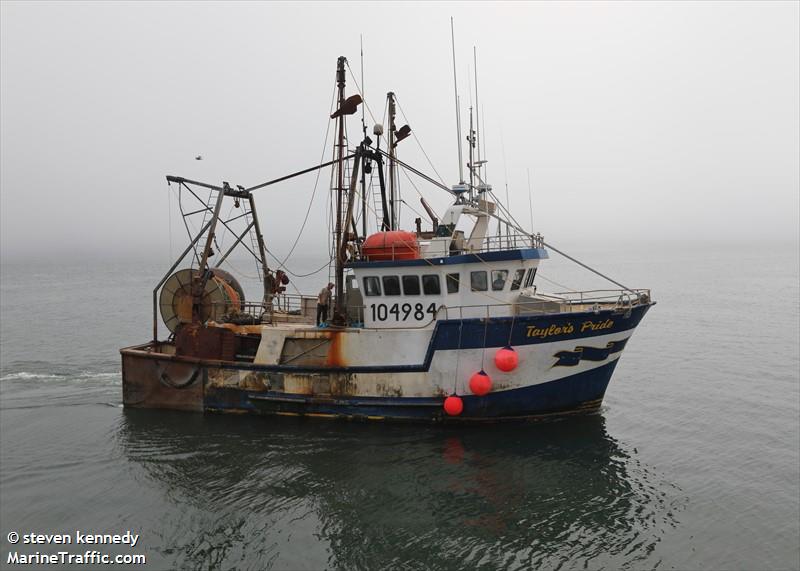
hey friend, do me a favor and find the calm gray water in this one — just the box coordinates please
[1,243,798,570]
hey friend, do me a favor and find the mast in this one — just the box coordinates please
[334,56,347,323]
[468,106,475,198]
[451,18,464,184]
[474,47,481,169]
[339,149,362,272]
[387,91,397,230]
[360,36,368,238]
[374,131,391,231]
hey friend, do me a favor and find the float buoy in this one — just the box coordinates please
[469,370,492,396]
[494,346,519,372]
[444,395,463,416]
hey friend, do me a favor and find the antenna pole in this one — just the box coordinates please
[334,56,347,324]
[504,174,510,238]
[474,47,481,168]
[451,18,464,184]
[481,104,487,182]
[388,91,397,230]
[468,106,475,198]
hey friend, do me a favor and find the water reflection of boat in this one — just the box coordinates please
[117,410,676,569]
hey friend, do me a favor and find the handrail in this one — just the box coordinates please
[355,232,544,262]
[205,288,651,329]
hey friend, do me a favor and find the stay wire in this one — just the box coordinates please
[345,61,380,133]
[535,271,578,293]
[453,316,464,396]
[265,246,333,278]
[273,83,337,271]
[481,310,489,372]
[213,202,237,259]
[167,186,173,263]
[177,185,202,268]
[398,165,444,223]
[506,312,516,347]
[395,95,446,186]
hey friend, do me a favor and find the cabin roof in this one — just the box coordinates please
[346,248,548,269]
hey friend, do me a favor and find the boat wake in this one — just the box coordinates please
[0,372,62,381]
[0,371,121,382]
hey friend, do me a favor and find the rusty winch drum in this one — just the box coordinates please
[159,268,245,332]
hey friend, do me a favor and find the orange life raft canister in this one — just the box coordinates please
[362,231,420,261]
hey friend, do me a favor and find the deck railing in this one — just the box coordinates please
[211,294,318,326]
[451,233,544,255]
[354,232,545,262]
[528,289,652,309]
[438,289,651,320]
[208,288,651,328]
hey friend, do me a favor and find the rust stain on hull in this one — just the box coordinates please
[324,330,346,367]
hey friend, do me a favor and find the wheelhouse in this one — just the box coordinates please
[347,247,548,327]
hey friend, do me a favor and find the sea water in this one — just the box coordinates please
[1,243,798,570]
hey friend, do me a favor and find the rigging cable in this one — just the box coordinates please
[395,95,446,186]
[345,61,380,131]
[272,83,337,272]
[177,185,202,268]
[534,272,578,293]
[452,314,464,396]
[265,248,333,278]
[481,309,489,372]
[167,186,174,262]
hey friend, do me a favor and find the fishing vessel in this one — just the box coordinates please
[120,56,654,422]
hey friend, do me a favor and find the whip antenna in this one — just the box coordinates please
[527,168,534,232]
[474,46,481,166]
[451,17,464,184]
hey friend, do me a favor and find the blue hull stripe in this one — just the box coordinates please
[132,304,652,375]
[205,360,621,421]
[429,304,650,351]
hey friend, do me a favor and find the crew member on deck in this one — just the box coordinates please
[317,282,334,326]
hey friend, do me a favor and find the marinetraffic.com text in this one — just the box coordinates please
[5,530,146,566]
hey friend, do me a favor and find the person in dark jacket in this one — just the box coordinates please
[316,282,334,326]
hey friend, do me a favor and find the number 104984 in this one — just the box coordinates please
[370,302,438,322]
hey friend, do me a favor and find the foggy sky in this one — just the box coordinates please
[1,1,798,267]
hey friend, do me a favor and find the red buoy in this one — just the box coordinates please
[469,370,492,396]
[495,346,519,372]
[444,395,463,416]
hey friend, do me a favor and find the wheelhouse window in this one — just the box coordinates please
[510,269,525,291]
[446,272,460,294]
[470,270,488,292]
[524,267,538,288]
[363,276,381,296]
[382,275,401,296]
[491,270,509,291]
[402,275,421,295]
[422,274,441,295]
